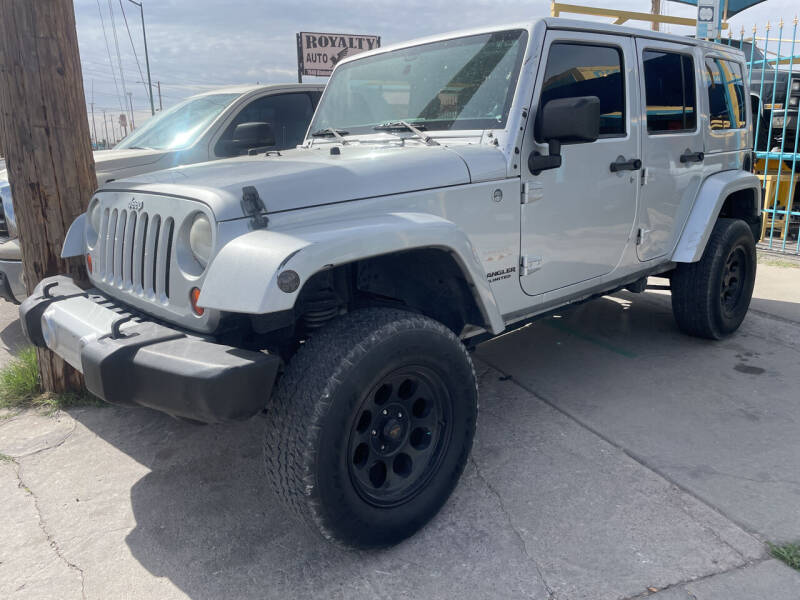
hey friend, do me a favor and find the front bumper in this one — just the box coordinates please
[20,276,281,423]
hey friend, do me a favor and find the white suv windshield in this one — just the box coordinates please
[309,29,527,135]
[116,93,240,150]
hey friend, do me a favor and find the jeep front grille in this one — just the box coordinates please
[96,207,174,300]
[86,191,218,333]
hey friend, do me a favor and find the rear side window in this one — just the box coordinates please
[642,50,696,133]
[538,43,626,139]
[705,58,747,130]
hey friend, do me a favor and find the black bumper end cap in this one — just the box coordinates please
[82,332,281,424]
[19,275,80,347]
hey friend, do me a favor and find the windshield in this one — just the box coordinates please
[309,29,528,136]
[116,93,240,150]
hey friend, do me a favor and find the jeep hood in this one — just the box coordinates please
[100,144,507,221]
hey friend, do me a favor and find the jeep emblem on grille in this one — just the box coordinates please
[128,198,144,212]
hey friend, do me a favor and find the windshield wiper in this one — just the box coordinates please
[310,128,350,144]
[373,121,439,146]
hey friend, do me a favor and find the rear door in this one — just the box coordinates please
[635,39,705,261]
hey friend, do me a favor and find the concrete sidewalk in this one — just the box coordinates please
[1,265,799,599]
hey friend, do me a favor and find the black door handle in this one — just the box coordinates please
[610,158,642,172]
[680,150,704,163]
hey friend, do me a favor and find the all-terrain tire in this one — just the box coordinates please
[671,218,756,339]
[263,308,477,548]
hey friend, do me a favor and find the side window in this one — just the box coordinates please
[705,58,747,130]
[215,92,315,156]
[723,60,747,128]
[537,42,625,140]
[643,50,696,133]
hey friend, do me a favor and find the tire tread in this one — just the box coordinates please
[671,218,755,339]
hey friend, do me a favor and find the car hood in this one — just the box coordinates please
[0,149,166,186]
[93,148,171,174]
[100,144,508,221]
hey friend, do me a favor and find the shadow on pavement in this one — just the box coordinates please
[61,291,789,599]
[749,296,800,325]
[68,398,547,599]
[477,290,800,543]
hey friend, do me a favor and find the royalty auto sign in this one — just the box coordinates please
[296,32,380,78]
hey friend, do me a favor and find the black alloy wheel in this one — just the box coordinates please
[347,366,452,508]
[720,246,747,318]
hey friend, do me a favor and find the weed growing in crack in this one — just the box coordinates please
[0,347,102,412]
[0,347,39,404]
[769,542,800,571]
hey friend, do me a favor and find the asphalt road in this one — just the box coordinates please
[1,266,799,599]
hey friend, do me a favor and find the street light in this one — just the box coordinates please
[127,0,155,116]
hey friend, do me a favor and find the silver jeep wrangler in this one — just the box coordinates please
[21,19,761,547]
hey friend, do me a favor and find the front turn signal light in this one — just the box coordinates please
[190,287,204,316]
[86,254,93,274]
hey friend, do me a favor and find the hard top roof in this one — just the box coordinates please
[336,17,745,68]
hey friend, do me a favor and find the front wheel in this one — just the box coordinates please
[263,308,477,548]
[671,218,756,339]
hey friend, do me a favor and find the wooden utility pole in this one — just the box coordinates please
[0,0,96,393]
[651,0,661,31]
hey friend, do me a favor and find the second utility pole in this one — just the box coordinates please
[128,0,154,115]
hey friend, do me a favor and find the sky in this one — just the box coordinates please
[74,0,799,144]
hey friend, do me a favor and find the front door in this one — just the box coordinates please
[213,92,318,158]
[635,39,705,261]
[520,31,640,296]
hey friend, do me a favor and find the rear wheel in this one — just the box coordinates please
[671,218,756,339]
[264,308,477,548]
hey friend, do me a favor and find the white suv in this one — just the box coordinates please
[21,19,760,547]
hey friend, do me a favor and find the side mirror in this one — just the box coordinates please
[529,96,601,174]
[231,122,276,152]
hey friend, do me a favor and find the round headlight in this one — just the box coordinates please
[188,213,212,268]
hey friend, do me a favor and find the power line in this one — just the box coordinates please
[96,0,125,113]
[118,0,150,99]
[83,57,230,87]
[81,57,220,88]
[81,79,181,103]
[85,69,207,91]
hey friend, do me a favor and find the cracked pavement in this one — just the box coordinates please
[1,265,799,599]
